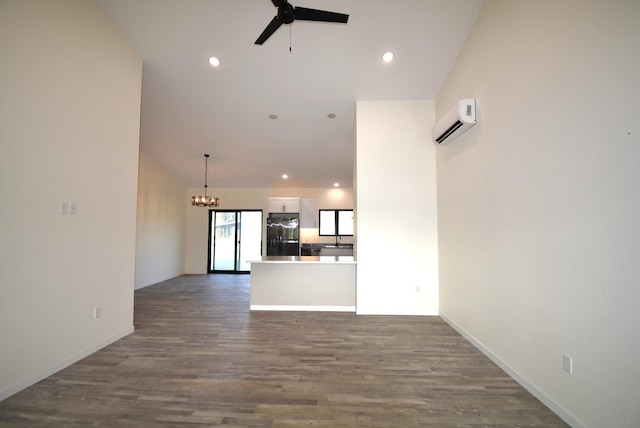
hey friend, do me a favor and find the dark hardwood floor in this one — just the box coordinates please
[0,274,568,427]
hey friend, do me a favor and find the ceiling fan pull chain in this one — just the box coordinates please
[289,25,292,54]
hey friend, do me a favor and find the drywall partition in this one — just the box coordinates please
[0,0,142,399]
[355,100,438,315]
[436,1,640,426]
[135,152,187,289]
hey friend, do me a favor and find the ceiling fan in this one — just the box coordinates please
[255,0,349,45]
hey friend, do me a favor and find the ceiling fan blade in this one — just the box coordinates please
[271,0,287,6]
[293,6,349,23]
[255,16,283,45]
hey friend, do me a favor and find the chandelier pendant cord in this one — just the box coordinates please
[191,153,219,207]
[204,155,209,198]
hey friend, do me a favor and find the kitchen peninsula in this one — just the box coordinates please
[249,256,356,312]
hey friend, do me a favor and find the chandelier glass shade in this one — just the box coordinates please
[191,154,220,207]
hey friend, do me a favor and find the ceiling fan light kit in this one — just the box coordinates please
[255,0,349,45]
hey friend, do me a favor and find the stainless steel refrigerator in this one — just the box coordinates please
[266,214,299,256]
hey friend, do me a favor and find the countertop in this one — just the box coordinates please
[250,256,356,264]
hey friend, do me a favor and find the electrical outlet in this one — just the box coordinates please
[563,354,573,374]
[60,202,69,215]
[416,286,421,293]
[93,307,101,320]
[69,203,77,215]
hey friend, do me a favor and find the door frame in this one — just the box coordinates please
[208,209,263,274]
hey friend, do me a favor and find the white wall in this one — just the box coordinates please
[0,0,142,400]
[436,1,640,426]
[355,100,438,315]
[135,152,186,289]
[184,187,354,273]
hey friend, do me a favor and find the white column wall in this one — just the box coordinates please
[355,100,438,315]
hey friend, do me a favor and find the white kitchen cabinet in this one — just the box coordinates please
[301,198,318,228]
[268,197,300,213]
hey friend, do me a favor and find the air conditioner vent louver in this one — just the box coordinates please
[432,98,477,145]
[435,120,464,144]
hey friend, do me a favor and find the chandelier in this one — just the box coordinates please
[191,154,220,207]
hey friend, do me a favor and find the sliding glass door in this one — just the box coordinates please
[209,210,262,273]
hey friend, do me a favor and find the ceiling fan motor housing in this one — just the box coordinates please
[278,3,295,24]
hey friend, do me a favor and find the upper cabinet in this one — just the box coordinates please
[301,198,318,228]
[268,197,300,213]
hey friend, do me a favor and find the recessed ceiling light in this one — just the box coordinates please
[269,114,278,120]
[208,57,221,67]
[327,113,336,119]
[282,174,288,179]
[382,51,394,63]
[333,182,340,187]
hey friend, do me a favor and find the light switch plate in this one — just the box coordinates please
[563,354,573,374]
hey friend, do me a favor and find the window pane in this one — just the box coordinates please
[237,211,262,271]
[319,210,336,236]
[337,210,354,236]
[213,211,236,270]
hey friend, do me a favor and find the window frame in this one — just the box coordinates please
[318,209,353,237]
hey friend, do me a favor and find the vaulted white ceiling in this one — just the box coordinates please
[98,0,483,188]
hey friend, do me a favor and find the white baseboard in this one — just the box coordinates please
[250,305,356,312]
[0,325,134,402]
[135,274,182,290]
[439,314,584,428]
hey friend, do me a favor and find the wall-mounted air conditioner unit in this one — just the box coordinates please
[432,98,476,145]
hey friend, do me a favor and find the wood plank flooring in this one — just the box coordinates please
[0,274,568,427]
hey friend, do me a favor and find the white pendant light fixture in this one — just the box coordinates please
[191,154,220,207]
